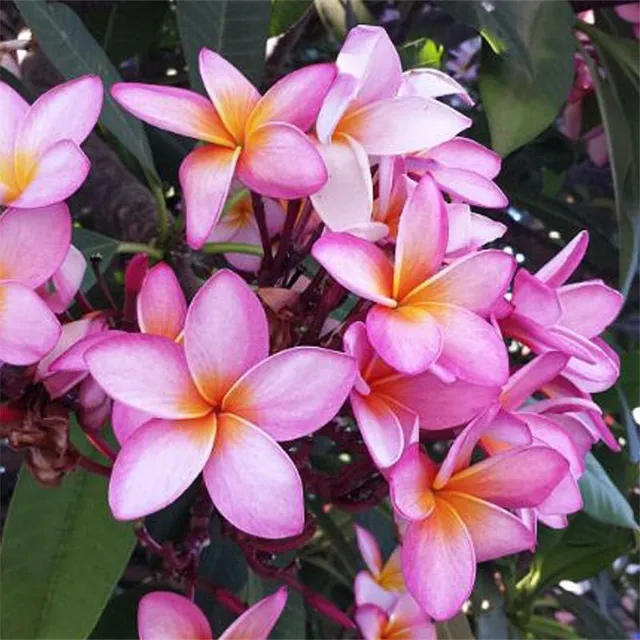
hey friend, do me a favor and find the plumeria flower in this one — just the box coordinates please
[615,3,640,39]
[389,433,569,619]
[112,51,334,249]
[138,587,287,640]
[496,231,624,392]
[0,204,74,365]
[313,174,514,381]
[207,183,285,272]
[0,76,102,208]
[354,525,404,610]
[311,25,470,238]
[356,594,436,640]
[37,245,87,314]
[85,269,356,537]
[406,137,508,209]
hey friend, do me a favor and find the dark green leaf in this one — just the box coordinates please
[176,0,271,91]
[0,467,135,639]
[555,589,627,639]
[524,614,580,639]
[478,1,575,156]
[270,0,312,36]
[16,0,156,173]
[472,566,510,640]
[353,505,397,560]
[436,611,475,639]
[579,452,638,529]
[91,585,159,640]
[72,227,119,292]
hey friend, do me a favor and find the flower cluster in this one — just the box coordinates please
[0,24,624,637]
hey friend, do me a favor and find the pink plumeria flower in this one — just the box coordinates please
[37,244,87,314]
[496,231,624,393]
[313,174,514,381]
[354,525,405,610]
[356,594,436,640]
[138,587,287,640]
[86,269,356,537]
[0,204,74,365]
[406,137,508,209]
[208,183,286,272]
[311,25,470,238]
[388,436,569,619]
[0,76,102,208]
[112,52,334,249]
[615,3,640,38]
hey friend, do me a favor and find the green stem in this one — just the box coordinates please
[117,242,163,260]
[201,242,264,257]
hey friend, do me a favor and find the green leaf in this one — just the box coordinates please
[313,0,374,39]
[525,614,580,639]
[472,566,510,640]
[15,0,156,174]
[554,589,627,640]
[478,1,575,156]
[436,611,475,639]
[176,0,271,91]
[579,453,638,529]
[72,227,119,292]
[270,0,312,36]
[0,467,135,639]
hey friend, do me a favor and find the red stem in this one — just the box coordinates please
[77,455,111,477]
[251,192,273,271]
[197,579,248,615]
[84,430,117,462]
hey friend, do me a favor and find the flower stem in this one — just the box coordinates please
[84,430,117,462]
[201,242,264,257]
[117,242,163,260]
[251,191,273,269]
[77,455,111,477]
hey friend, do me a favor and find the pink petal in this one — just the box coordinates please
[500,352,570,411]
[221,219,263,273]
[615,3,640,22]
[355,604,387,640]
[537,472,583,516]
[343,320,376,392]
[561,100,583,140]
[138,591,212,640]
[399,69,473,106]
[404,250,515,315]
[387,594,437,640]
[586,127,608,167]
[109,414,216,520]
[479,409,533,455]
[222,346,356,441]
[111,82,233,145]
[86,334,211,419]
[425,303,509,386]
[440,492,534,562]
[220,588,288,640]
[389,444,437,521]
[535,231,588,287]
[312,232,395,305]
[316,73,361,143]
[36,317,95,380]
[0,282,61,365]
[342,97,470,155]
[354,573,398,610]
[10,140,90,208]
[0,82,28,156]
[199,48,260,142]
[204,413,304,538]
[393,175,448,300]
[184,269,269,406]
[547,413,596,459]
[467,213,507,251]
[18,75,103,156]
[425,138,501,179]
[49,327,120,373]
[248,63,337,131]
[563,336,620,393]
[366,305,442,375]
[112,401,153,445]
[355,524,382,576]
[557,281,623,338]
[310,135,373,232]
[40,245,86,313]
[511,269,562,326]
[445,446,570,509]
[351,392,405,469]
[429,165,508,208]
[180,145,241,250]
[402,500,476,621]
[0,204,71,287]
[138,262,187,340]
[237,122,328,198]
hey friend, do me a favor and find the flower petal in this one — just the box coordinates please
[316,74,361,143]
[220,588,288,640]
[312,232,395,305]
[49,328,121,373]
[389,444,437,521]
[0,204,71,287]
[402,500,476,621]
[430,165,508,208]
[511,269,562,326]
[184,269,269,406]
[425,137,501,178]
[535,231,588,287]
[557,281,623,338]
[355,604,387,640]
[204,413,304,538]
[111,82,233,145]
[138,591,212,640]
[0,82,28,156]
[180,145,241,250]
[86,334,210,419]
[112,401,153,445]
[0,282,61,365]
[199,48,260,142]
[138,262,187,340]
[222,346,356,441]
[354,573,398,611]
[237,122,327,198]
[40,245,86,314]
[10,140,90,209]
[18,75,103,156]
[310,134,373,232]
[109,414,216,520]
[355,525,382,576]
[439,492,534,562]
[393,175,448,300]
[248,63,337,131]
[367,305,442,375]
[399,69,473,105]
